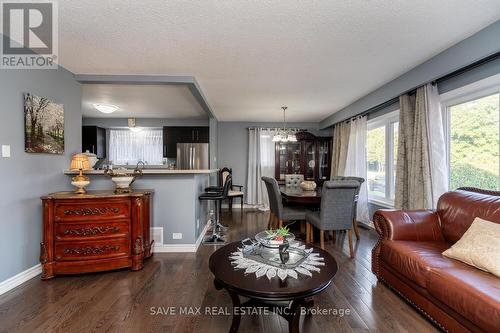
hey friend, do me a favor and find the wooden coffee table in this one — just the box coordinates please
[209,241,338,333]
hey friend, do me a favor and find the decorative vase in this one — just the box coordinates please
[82,150,98,168]
[300,181,317,191]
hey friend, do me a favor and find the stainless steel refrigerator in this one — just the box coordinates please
[176,143,209,169]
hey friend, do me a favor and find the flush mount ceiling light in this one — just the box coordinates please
[272,106,297,142]
[93,103,119,114]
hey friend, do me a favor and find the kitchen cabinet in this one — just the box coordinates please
[163,126,209,158]
[82,126,106,158]
[275,131,332,183]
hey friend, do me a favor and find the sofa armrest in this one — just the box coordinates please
[373,209,443,242]
[372,209,444,277]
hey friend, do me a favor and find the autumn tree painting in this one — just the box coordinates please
[24,93,64,154]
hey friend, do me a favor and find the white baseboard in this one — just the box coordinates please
[0,264,42,296]
[220,203,255,209]
[153,220,211,253]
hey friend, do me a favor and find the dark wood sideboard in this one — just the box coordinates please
[40,190,153,279]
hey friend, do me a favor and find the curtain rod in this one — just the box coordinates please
[339,51,500,126]
[247,127,306,131]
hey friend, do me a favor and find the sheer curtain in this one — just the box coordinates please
[246,128,276,210]
[344,116,370,224]
[109,129,163,165]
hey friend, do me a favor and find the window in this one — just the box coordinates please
[366,111,399,205]
[109,129,164,165]
[444,91,500,190]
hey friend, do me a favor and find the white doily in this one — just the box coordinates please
[229,243,325,281]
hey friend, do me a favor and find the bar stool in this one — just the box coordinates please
[199,175,232,243]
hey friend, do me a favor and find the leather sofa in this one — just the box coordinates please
[372,188,500,333]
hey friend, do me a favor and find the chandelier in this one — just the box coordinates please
[272,106,297,142]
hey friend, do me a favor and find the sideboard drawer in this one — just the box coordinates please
[55,221,130,241]
[55,238,130,261]
[54,200,130,222]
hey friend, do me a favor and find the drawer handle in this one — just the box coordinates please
[64,245,120,255]
[63,207,120,216]
[63,226,120,236]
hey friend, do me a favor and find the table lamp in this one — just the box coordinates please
[70,153,91,194]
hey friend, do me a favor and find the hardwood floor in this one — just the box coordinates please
[0,210,439,333]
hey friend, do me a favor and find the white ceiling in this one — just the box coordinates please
[59,1,500,122]
[81,84,207,119]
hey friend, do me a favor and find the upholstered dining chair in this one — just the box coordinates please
[285,174,304,187]
[305,180,360,257]
[219,167,244,212]
[331,176,365,240]
[262,176,309,229]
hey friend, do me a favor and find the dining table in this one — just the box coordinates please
[280,185,321,205]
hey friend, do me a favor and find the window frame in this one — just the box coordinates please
[366,110,399,207]
[441,86,500,190]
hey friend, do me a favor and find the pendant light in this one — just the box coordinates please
[272,106,297,142]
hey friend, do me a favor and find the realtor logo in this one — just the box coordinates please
[1,1,58,69]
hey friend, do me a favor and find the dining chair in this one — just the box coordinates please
[284,174,304,187]
[206,167,244,213]
[305,180,360,257]
[262,176,309,229]
[331,176,365,240]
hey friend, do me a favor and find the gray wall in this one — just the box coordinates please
[320,20,500,128]
[217,122,332,196]
[84,174,210,245]
[0,68,82,282]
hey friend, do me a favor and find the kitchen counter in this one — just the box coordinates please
[64,169,218,175]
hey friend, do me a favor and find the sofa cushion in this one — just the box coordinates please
[427,266,500,333]
[437,190,500,244]
[380,240,456,288]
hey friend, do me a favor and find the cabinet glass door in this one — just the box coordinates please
[278,143,288,179]
[289,143,301,175]
[318,140,330,180]
[303,141,316,180]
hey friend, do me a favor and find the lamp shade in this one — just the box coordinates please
[70,153,91,171]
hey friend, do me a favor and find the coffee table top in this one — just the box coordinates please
[209,241,337,301]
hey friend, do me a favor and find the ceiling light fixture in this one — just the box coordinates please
[93,103,119,114]
[128,118,142,132]
[272,106,297,142]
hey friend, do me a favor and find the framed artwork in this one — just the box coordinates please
[24,93,64,154]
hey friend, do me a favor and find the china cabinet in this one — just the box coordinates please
[275,131,332,183]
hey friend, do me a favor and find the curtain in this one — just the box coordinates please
[330,121,350,177]
[395,83,448,209]
[344,116,370,224]
[109,129,163,165]
[246,128,276,209]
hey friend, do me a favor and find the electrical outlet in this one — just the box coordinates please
[172,233,182,240]
[196,218,200,230]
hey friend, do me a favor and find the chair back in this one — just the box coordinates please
[285,174,304,187]
[221,175,232,199]
[320,180,360,230]
[219,167,232,187]
[262,176,284,218]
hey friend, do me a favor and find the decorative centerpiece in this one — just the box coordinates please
[230,236,325,281]
[300,180,317,191]
[255,227,295,248]
[104,166,143,194]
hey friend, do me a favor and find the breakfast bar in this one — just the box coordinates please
[64,169,219,252]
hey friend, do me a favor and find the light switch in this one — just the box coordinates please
[1,145,10,158]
